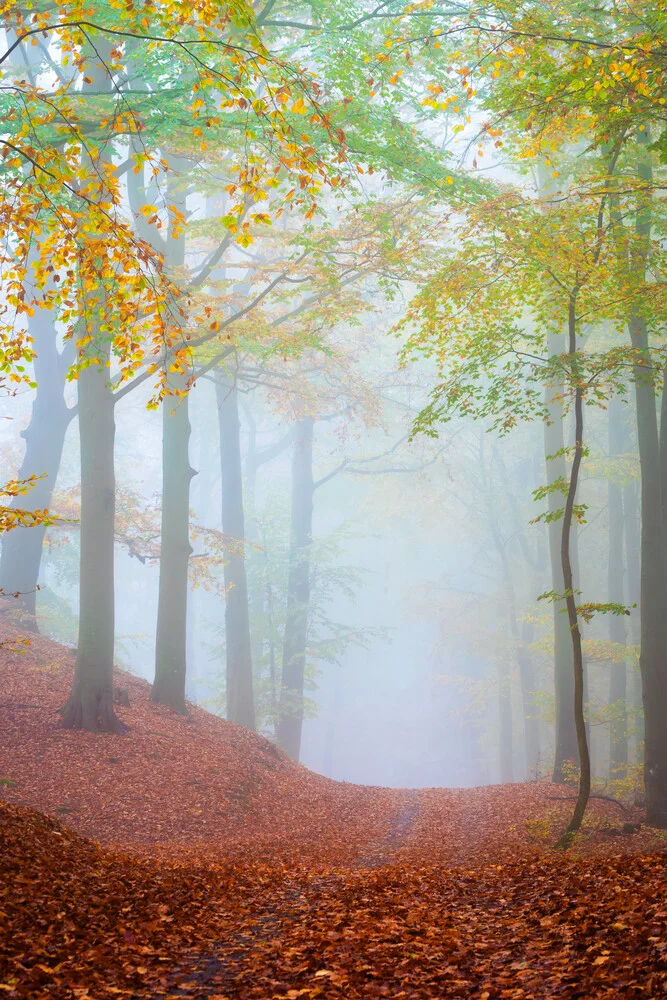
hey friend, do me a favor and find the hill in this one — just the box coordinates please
[0,623,398,861]
[2,625,667,999]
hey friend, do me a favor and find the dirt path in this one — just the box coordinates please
[166,794,422,998]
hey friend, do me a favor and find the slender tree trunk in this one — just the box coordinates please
[497,630,514,784]
[545,332,578,781]
[0,309,74,627]
[152,164,193,713]
[217,373,256,730]
[516,620,540,778]
[570,520,591,751]
[61,336,125,733]
[491,442,540,776]
[243,407,266,681]
[557,295,590,845]
[607,396,628,778]
[277,417,314,760]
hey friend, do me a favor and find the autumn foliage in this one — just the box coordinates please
[1,627,666,999]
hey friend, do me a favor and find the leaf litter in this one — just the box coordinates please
[1,625,666,998]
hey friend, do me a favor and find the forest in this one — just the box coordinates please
[1,0,667,997]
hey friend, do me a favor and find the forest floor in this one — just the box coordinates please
[1,625,666,998]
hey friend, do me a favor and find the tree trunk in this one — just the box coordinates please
[152,383,193,712]
[556,295,590,845]
[0,309,74,627]
[630,132,667,826]
[545,332,578,781]
[490,442,540,777]
[277,417,314,760]
[516,619,540,778]
[151,164,193,713]
[607,395,628,778]
[497,636,514,784]
[217,373,256,730]
[61,337,125,733]
[631,313,667,824]
[242,406,266,684]
[61,47,125,734]
[623,477,643,760]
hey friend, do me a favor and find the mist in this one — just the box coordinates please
[1,3,665,997]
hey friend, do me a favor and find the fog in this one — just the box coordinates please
[1,317,636,791]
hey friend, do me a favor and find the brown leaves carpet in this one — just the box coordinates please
[1,626,665,998]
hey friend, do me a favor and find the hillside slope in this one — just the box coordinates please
[2,626,667,999]
[0,624,399,859]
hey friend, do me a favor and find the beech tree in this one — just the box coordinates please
[399,170,641,839]
[455,0,667,825]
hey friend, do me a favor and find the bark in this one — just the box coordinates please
[61,336,125,733]
[607,396,628,778]
[623,478,643,758]
[497,637,514,784]
[276,417,314,760]
[490,444,540,778]
[630,313,667,824]
[516,619,540,778]
[557,295,590,845]
[545,332,578,781]
[243,406,265,680]
[61,47,125,734]
[0,310,74,627]
[217,373,256,730]
[242,404,293,721]
[152,384,193,712]
[151,164,193,713]
[629,132,667,827]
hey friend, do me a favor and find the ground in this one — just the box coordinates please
[1,626,666,998]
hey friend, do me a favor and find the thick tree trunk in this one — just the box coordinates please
[217,373,256,730]
[0,309,74,627]
[607,396,628,778]
[151,166,193,713]
[623,478,643,759]
[152,383,193,712]
[61,48,124,734]
[277,417,314,760]
[545,332,578,781]
[633,312,667,825]
[61,338,125,733]
[629,132,667,826]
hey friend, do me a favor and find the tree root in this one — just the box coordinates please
[547,793,630,815]
[61,688,129,734]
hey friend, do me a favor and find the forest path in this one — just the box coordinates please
[165,793,423,998]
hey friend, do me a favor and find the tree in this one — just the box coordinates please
[0,306,75,629]
[399,172,633,840]
[144,160,195,714]
[454,0,667,827]
[39,0,372,731]
[276,415,314,758]
[216,370,257,730]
